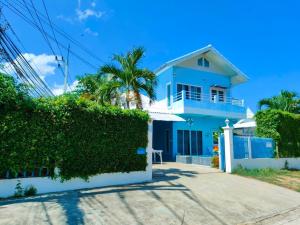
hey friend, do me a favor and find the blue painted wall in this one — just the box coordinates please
[172,115,238,157]
[155,67,173,102]
[173,66,232,99]
[153,65,244,157]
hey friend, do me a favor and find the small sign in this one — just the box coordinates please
[137,147,146,155]
[266,142,273,148]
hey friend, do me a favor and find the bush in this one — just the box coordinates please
[14,180,24,198]
[211,155,219,168]
[255,109,300,157]
[24,185,37,196]
[0,74,149,180]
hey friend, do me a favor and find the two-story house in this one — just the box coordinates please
[148,45,249,163]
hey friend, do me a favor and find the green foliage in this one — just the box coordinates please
[211,155,219,168]
[99,47,157,109]
[255,109,300,157]
[258,90,300,113]
[24,185,37,196]
[14,180,24,198]
[0,73,30,112]
[0,73,149,180]
[76,73,121,106]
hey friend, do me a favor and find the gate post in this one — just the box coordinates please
[146,119,153,180]
[223,119,234,173]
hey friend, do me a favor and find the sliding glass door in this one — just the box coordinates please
[177,130,203,155]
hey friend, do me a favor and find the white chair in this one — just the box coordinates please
[152,149,163,164]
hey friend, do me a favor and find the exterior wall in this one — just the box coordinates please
[172,115,235,157]
[232,158,300,170]
[173,66,232,99]
[0,170,152,198]
[154,67,174,109]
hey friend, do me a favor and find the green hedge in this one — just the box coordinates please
[255,109,300,157]
[0,74,149,180]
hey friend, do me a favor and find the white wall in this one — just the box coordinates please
[232,158,300,170]
[0,170,151,198]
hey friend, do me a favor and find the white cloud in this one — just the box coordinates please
[1,53,57,80]
[84,27,99,36]
[52,80,78,96]
[76,8,104,21]
[58,1,105,23]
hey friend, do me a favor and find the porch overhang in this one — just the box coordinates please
[149,112,185,122]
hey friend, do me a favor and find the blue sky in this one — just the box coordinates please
[2,0,300,111]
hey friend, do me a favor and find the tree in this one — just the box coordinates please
[76,73,121,106]
[258,90,300,113]
[99,47,157,109]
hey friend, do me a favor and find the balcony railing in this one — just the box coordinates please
[173,91,244,107]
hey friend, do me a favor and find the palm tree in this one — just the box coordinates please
[99,47,157,109]
[258,90,300,113]
[76,74,121,106]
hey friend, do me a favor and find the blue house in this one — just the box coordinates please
[149,45,249,162]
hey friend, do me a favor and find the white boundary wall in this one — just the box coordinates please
[232,158,300,170]
[0,170,151,198]
[0,122,153,198]
[223,120,300,173]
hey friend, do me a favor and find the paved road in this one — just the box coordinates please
[0,163,300,225]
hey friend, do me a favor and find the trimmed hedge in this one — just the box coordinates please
[255,109,300,157]
[0,74,149,180]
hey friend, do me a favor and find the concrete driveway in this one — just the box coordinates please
[0,163,300,225]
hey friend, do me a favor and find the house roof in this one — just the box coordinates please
[233,118,256,128]
[155,44,249,85]
[149,112,186,122]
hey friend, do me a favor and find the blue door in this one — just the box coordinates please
[152,121,173,161]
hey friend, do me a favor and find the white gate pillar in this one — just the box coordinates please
[146,119,153,180]
[223,119,234,173]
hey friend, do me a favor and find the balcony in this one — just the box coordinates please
[171,91,246,119]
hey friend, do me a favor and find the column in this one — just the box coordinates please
[146,119,153,180]
[223,119,234,173]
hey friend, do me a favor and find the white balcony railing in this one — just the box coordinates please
[173,91,244,107]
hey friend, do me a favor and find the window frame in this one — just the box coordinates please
[176,83,202,101]
[210,87,226,103]
[197,57,210,68]
[166,82,171,107]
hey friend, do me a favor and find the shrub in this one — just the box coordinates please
[211,155,219,168]
[255,109,300,157]
[0,74,149,180]
[24,185,37,196]
[14,180,24,198]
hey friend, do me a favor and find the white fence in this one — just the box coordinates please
[232,158,300,170]
[0,170,151,198]
[222,120,300,173]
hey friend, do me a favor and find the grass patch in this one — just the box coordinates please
[233,165,300,192]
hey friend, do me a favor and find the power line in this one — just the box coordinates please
[41,0,63,57]
[22,0,56,56]
[0,26,54,96]
[1,0,99,70]
[13,0,106,64]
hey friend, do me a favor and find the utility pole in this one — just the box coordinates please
[55,44,70,93]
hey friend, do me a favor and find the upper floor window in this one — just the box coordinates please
[211,87,225,102]
[177,84,201,101]
[197,57,210,68]
[167,83,171,107]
